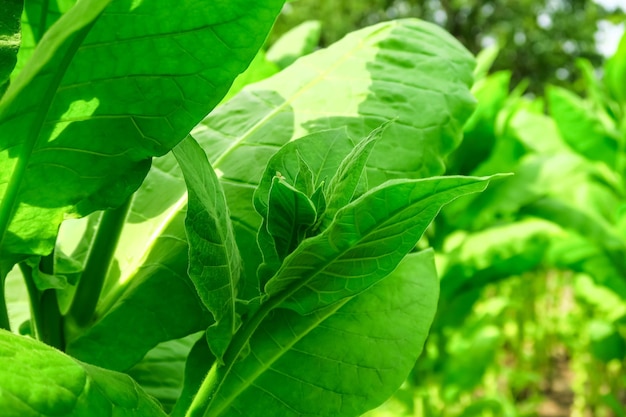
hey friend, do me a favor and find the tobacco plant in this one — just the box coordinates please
[0,0,497,416]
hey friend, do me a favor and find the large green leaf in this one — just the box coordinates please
[173,136,242,362]
[202,250,439,417]
[265,176,495,314]
[193,18,475,290]
[0,0,23,96]
[0,0,284,259]
[0,329,167,417]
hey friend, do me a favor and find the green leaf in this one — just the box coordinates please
[193,18,476,290]
[65,211,211,371]
[0,329,167,417]
[547,85,618,167]
[203,250,439,417]
[0,0,284,260]
[266,176,495,314]
[320,122,388,229]
[253,128,354,284]
[173,136,243,362]
[266,20,322,69]
[0,0,23,96]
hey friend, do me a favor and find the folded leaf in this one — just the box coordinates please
[173,136,243,361]
[320,122,388,229]
[266,176,495,314]
[203,250,439,417]
[0,0,284,260]
[0,329,167,417]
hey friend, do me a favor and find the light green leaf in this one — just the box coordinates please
[203,250,439,417]
[0,329,167,417]
[266,176,495,314]
[0,0,284,259]
[173,136,243,362]
[0,0,23,96]
[266,20,322,69]
[605,31,626,104]
[547,85,618,167]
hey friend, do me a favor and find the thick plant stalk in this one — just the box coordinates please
[69,197,132,327]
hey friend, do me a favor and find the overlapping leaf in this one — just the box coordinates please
[193,18,476,284]
[263,176,494,314]
[0,0,284,260]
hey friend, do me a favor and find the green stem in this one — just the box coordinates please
[19,256,64,349]
[39,253,64,349]
[0,277,10,331]
[69,197,132,327]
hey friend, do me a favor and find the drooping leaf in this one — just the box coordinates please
[436,219,562,329]
[65,211,211,371]
[0,329,167,417]
[0,0,285,260]
[173,136,243,362]
[0,0,23,96]
[265,176,496,314]
[203,250,439,417]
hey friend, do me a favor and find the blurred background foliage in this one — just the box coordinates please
[271,0,626,94]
